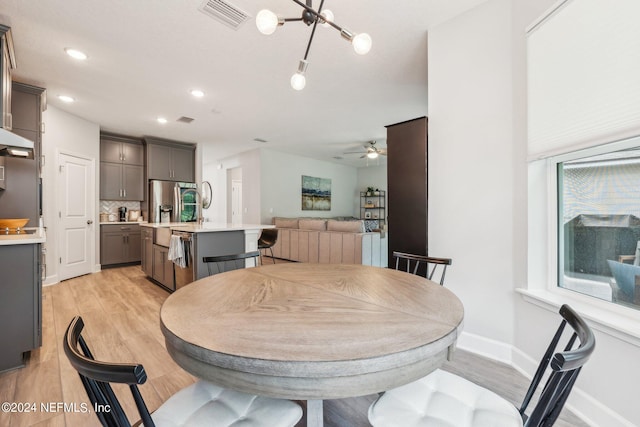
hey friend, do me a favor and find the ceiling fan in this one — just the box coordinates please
[343,141,387,159]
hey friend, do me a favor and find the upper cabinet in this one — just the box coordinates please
[100,133,144,201]
[101,137,144,165]
[145,137,195,182]
[0,24,16,130]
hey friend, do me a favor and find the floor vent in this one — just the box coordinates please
[199,0,250,30]
[177,116,195,124]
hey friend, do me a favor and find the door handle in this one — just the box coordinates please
[87,220,93,225]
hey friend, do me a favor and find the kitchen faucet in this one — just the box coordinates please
[181,188,203,225]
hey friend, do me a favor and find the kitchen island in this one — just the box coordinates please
[0,228,45,371]
[140,223,274,290]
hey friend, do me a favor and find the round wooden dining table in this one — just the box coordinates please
[160,263,464,427]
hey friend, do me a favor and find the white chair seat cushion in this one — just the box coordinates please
[152,380,303,427]
[368,369,523,427]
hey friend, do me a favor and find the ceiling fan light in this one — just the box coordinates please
[367,151,379,159]
[352,33,372,55]
[320,10,334,27]
[256,9,279,35]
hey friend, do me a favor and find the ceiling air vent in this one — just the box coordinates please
[199,0,250,30]
[177,116,195,124]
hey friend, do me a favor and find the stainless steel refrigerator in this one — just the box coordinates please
[148,180,197,223]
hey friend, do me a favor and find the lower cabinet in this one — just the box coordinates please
[0,243,42,371]
[141,227,153,277]
[152,244,175,291]
[100,224,141,266]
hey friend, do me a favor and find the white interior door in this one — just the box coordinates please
[231,180,242,224]
[58,153,94,281]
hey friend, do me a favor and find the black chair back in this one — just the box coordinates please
[519,304,596,427]
[203,250,261,275]
[258,228,278,248]
[258,229,278,264]
[393,251,452,285]
[63,316,155,427]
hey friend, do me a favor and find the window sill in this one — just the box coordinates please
[516,287,640,347]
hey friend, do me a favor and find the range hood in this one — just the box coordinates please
[0,128,34,159]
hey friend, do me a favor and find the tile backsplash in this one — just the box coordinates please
[100,201,142,217]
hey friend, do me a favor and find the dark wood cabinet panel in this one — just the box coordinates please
[0,82,45,226]
[100,162,122,200]
[0,24,15,130]
[100,224,141,266]
[152,244,174,290]
[122,164,144,200]
[386,117,428,269]
[122,143,144,165]
[172,146,195,182]
[147,143,172,180]
[100,139,123,163]
[100,133,144,201]
[141,227,153,277]
[0,244,42,371]
[146,139,195,182]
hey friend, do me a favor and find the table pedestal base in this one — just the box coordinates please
[307,399,323,427]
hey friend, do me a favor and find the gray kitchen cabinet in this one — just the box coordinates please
[0,82,46,226]
[0,24,15,130]
[0,243,42,372]
[141,227,153,277]
[100,224,141,266]
[100,162,144,201]
[100,135,144,165]
[145,138,195,182]
[152,244,175,290]
[100,133,144,201]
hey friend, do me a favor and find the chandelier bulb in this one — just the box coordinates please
[291,73,306,91]
[367,151,379,159]
[320,10,334,28]
[256,9,279,35]
[352,33,372,55]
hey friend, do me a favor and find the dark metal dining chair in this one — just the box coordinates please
[393,251,452,285]
[369,304,596,427]
[258,228,278,264]
[63,316,303,427]
[203,250,261,275]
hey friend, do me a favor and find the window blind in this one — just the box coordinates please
[527,0,640,160]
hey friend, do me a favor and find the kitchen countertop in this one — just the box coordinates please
[140,222,274,233]
[0,227,46,246]
[99,221,147,225]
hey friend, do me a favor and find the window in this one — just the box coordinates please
[557,144,640,310]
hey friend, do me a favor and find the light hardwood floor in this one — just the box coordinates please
[0,264,589,427]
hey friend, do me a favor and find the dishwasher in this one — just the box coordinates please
[172,231,195,289]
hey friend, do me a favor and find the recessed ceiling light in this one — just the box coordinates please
[58,95,75,103]
[157,117,168,124]
[190,89,205,98]
[64,48,88,60]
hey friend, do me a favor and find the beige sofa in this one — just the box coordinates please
[270,217,387,267]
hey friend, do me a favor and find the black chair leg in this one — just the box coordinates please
[269,248,275,263]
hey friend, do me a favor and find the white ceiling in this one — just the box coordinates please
[1,0,486,166]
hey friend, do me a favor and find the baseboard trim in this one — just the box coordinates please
[457,331,513,364]
[460,331,634,427]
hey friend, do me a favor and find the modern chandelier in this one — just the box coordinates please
[256,0,372,90]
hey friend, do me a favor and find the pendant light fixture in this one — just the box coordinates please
[256,0,372,90]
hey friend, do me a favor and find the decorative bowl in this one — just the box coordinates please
[0,218,29,229]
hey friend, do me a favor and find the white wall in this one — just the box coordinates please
[41,105,100,284]
[202,148,261,224]
[259,149,358,223]
[430,0,638,425]
[428,0,515,347]
[513,0,639,425]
